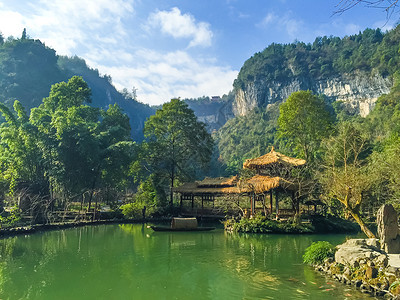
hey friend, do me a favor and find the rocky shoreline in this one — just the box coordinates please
[314,238,400,298]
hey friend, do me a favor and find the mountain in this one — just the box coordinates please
[0,36,154,141]
[232,26,400,117]
[184,93,235,132]
[211,26,400,173]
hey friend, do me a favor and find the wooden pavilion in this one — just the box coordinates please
[173,147,308,218]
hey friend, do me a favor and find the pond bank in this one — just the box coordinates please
[314,238,400,298]
[0,218,153,237]
[0,216,223,238]
[224,214,361,234]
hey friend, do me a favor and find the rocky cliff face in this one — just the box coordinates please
[233,72,393,117]
[186,98,235,132]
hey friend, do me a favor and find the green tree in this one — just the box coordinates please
[21,28,27,40]
[143,99,214,205]
[319,121,375,238]
[0,76,136,214]
[278,90,334,161]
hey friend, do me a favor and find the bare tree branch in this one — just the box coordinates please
[334,0,400,20]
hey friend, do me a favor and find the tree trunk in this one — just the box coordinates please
[170,164,175,207]
[348,208,376,238]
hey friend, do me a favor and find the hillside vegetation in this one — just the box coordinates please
[0,33,154,141]
[234,27,399,89]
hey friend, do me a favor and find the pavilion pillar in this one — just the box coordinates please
[275,190,279,217]
[251,193,255,216]
[294,191,299,215]
[262,194,267,216]
[269,190,273,215]
[191,194,194,209]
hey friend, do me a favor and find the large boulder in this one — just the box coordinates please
[335,239,384,267]
[377,204,400,254]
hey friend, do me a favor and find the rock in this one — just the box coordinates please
[365,266,378,279]
[377,204,400,254]
[375,254,389,267]
[360,283,370,291]
[387,266,400,277]
[353,280,363,287]
[366,238,381,249]
[375,289,386,297]
[324,257,334,264]
[335,238,384,267]
[367,260,375,267]
[382,279,390,291]
[233,72,392,117]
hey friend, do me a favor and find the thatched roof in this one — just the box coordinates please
[173,175,297,195]
[240,175,298,194]
[172,176,241,195]
[172,183,241,195]
[197,176,238,187]
[243,147,306,170]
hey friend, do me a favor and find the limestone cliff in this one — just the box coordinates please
[185,97,235,131]
[233,72,392,117]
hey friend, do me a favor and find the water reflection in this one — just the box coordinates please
[0,225,376,300]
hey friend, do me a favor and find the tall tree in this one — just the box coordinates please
[320,121,375,238]
[278,90,334,161]
[0,76,137,210]
[143,99,214,205]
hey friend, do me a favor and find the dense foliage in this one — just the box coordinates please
[224,215,314,233]
[213,104,280,173]
[278,90,334,161]
[303,241,335,265]
[0,76,136,221]
[141,99,214,205]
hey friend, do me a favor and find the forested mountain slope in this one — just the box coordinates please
[233,26,400,117]
[214,26,400,172]
[0,36,154,141]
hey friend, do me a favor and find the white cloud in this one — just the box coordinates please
[148,7,213,48]
[0,10,26,37]
[258,11,304,40]
[0,1,234,106]
[100,49,238,105]
[0,0,135,55]
[260,13,277,26]
[344,23,361,35]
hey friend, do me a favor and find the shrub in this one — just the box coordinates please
[120,201,158,219]
[224,215,314,234]
[303,241,335,265]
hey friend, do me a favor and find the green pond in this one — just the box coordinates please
[0,224,376,300]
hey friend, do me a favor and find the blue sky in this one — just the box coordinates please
[0,0,397,105]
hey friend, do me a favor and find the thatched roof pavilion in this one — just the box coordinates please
[174,148,307,218]
[173,178,241,196]
[173,175,296,195]
[243,147,306,172]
